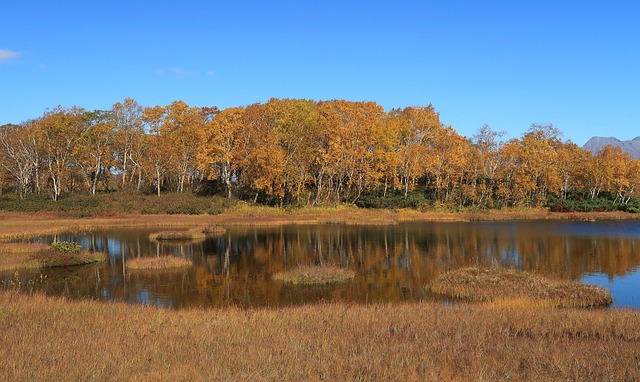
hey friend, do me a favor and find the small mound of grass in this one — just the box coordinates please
[273,265,355,285]
[428,267,612,308]
[149,229,206,241]
[127,256,193,270]
[30,249,106,268]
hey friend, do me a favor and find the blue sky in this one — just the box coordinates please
[1,0,639,145]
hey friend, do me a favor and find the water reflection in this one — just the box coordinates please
[4,220,640,309]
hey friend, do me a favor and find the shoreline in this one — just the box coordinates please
[1,208,638,241]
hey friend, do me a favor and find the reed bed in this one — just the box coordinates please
[273,265,355,285]
[127,256,193,270]
[1,292,639,381]
[429,267,613,308]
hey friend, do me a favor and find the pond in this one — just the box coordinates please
[3,220,640,309]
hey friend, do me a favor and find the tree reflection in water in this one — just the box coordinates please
[6,220,640,309]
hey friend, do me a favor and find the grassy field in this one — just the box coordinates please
[1,291,639,381]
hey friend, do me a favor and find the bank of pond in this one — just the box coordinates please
[2,220,639,309]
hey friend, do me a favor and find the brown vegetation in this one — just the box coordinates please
[127,256,193,270]
[0,243,47,271]
[1,208,637,242]
[273,265,355,285]
[30,248,106,268]
[429,267,613,308]
[149,229,206,241]
[1,292,639,381]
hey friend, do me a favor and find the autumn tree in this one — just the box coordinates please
[469,124,505,207]
[198,107,246,198]
[267,98,320,204]
[34,106,89,200]
[77,110,116,195]
[499,124,563,206]
[112,98,144,187]
[387,106,440,197]
[0,122,41,197]
[241,103,286,203]
[429,126,472,206]
[316,100,386,203]
[141,106,175,196]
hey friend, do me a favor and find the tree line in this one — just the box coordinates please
[1,97,638,210]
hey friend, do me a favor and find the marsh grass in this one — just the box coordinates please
[0,243,51,271]
[429,267,613,308]
[2,292,640,381]
[30,248,106,268]
[149,229,207,241]
[127,256,193,270]
[273,265,355,285]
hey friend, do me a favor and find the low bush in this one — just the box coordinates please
[0,191,237,216]
[355,189,427,209]
[547,195,639,213]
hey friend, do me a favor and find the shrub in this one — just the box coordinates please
[546,195,639,213]
[355,189,427,209]
[51,241,82,254]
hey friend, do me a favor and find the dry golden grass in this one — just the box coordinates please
[127,256,193,270]
[429,267,613,308]
[1,292,639,381]
[273,265,355,285]
[0,243,51,271]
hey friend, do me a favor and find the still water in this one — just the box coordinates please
[4,220,640,309]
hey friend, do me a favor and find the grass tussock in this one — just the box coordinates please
[429,267,613,308]
[1,292,640,381]
[149,229,207,241]
[30,249,106,268]
[127,256,193,270]
[273,265,355,285]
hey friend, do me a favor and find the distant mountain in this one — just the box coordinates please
[583,136,640,159]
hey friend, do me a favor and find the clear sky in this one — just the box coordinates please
[1,0,639,145]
